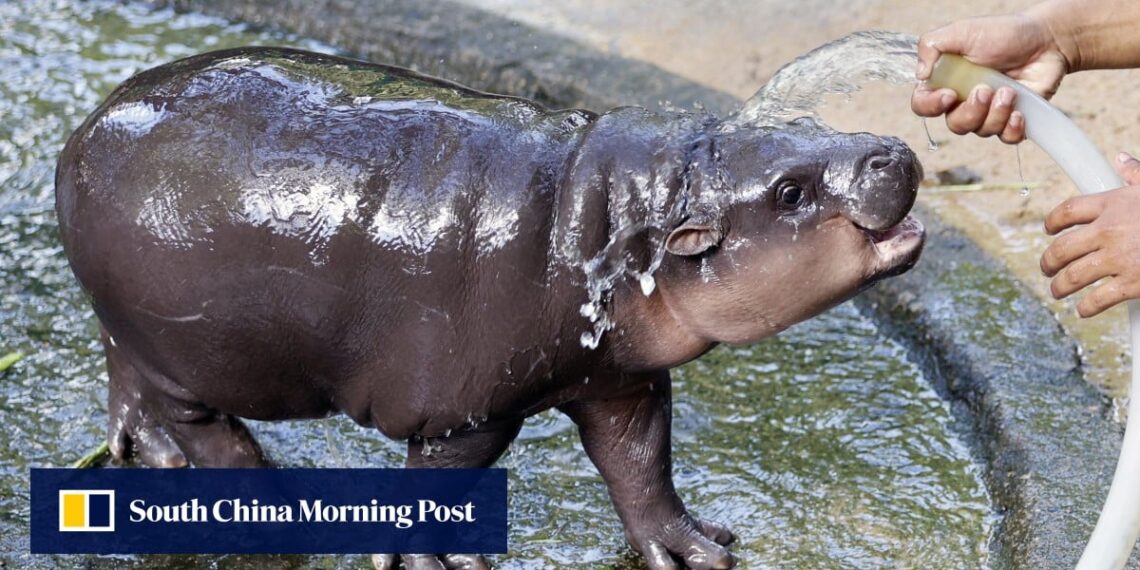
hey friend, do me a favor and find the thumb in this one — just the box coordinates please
[1115,152,1140,185]
[917,21,972,80]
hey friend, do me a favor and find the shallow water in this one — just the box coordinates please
[1,1,991,568]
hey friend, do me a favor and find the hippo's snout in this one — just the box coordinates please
[843,138,921,231]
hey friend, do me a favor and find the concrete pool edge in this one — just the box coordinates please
[858,206,1132,569]
[145,0,1131,567]
[151,0,739,117]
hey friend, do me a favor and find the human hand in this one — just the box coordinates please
[911,12,1072,144]
[1041,153,1140,317]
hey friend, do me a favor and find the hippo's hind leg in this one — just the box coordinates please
[559,371,735,570]
[102,325,185,467]
[101,325,269,468]
[371,419,523,570]
[154,404,270,468]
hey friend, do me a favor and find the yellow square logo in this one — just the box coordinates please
[58,490,115,532]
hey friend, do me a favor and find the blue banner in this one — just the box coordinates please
[31,468,507,554]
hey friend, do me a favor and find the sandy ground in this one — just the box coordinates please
[456,0,1140,400]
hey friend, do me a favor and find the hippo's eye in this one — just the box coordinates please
[776,181,806,210]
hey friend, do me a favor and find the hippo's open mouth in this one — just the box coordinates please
[862,215,925,276]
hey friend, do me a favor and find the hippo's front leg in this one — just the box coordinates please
[372,419,523,570]
[560,372,735,570]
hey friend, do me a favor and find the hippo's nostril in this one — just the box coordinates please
[867,155,894,171]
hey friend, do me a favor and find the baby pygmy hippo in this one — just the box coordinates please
[56,47,923,569]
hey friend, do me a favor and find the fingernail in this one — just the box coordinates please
[916,61,928,79]
[996,88,1013,107]
[974,86,993,106]
[1010,112,1023,129]
[1118,152,1133,164]
[939,92,957,107]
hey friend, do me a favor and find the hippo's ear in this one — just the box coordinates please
[665,219,723,256]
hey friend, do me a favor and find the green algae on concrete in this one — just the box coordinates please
[919,190,1133,407]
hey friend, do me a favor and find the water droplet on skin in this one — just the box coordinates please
[579,302,598,322]
[639,273,656,296]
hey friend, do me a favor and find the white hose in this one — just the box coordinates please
[928,53,1138,570]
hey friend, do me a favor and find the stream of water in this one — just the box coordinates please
[733,30,918,128]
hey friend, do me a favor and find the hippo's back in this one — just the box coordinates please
[57,47,586,254]
[55,47,592,426]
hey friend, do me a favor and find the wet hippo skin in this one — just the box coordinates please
[55,47,924,569]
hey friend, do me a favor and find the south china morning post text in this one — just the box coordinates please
[126,496,475,527]
[30,468,508,554]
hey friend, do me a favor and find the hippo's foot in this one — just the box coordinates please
[561,371,736,569]
[108,388,187,468]
[103,326,186,468]
[101,324,269,468]
[371,554,489,570]
[370,421,522,570]
[624,511,735,570]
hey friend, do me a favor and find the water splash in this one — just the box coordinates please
[578,196,682,350]
[579,223,669,350]
[732,31,918,128]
